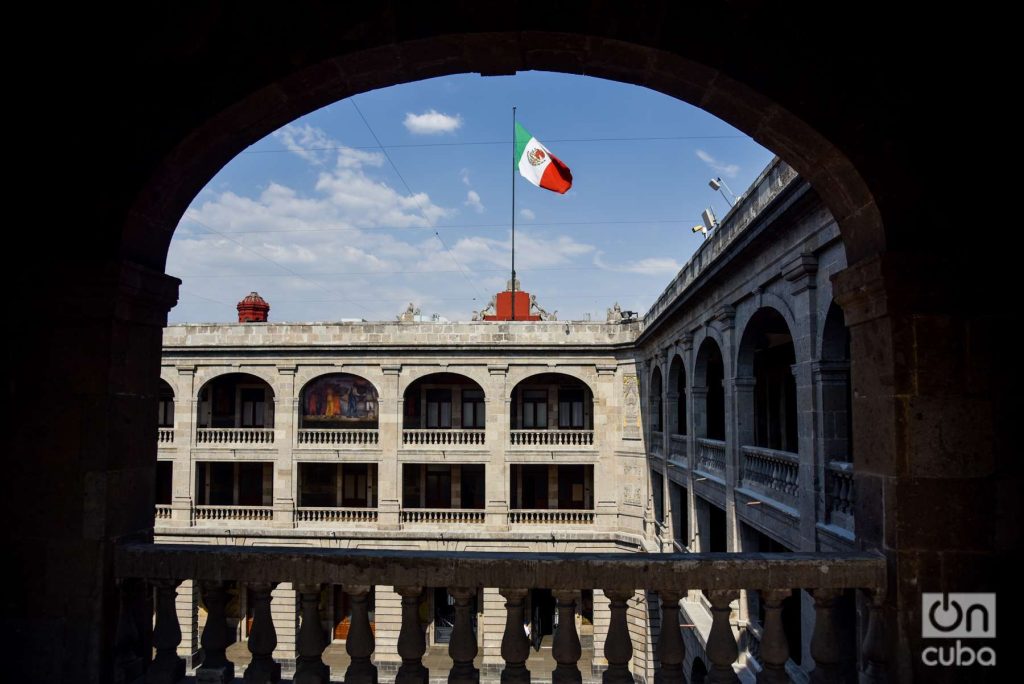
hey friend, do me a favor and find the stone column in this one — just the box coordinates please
[486,365,509,530]
[378,364,402,530]
[272,366,297,528]
[715,307,739,552]
[812,361,852,529]
[8,260,179,683]
[595,363,622,531]
[171,365,196,526]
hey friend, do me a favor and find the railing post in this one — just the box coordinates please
[810,589,841,684]
[499,588,530,684]
[860,590,887,684]
[603,590,634,684]
[705,590,740,683]
[449,587,480,684]
[244,582,281,683]
[196,582,234,684]
[147,579,185,684]
[657,591,685,684]
[114,578,145,684]
[756,589,789,684]
[552,590,582,684]
[346,585,379,684]
[396,586,428,684]
[294,584,329,684]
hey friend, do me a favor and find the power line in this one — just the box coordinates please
[348,97,489,303]
[181,212,373,313]
[244,134,750,154]
[175,265,671,278]
[177,215,690,236]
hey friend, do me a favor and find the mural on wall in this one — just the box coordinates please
[302,375,378,427]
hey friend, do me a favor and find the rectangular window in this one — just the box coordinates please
[240,388,266,427]
[157,399,174,428]
[523,389,547,429]
[461,390,485,428]
[558,389,585,428]
[426,389,452,428]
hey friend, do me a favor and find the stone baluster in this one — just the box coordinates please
[346,585,378,684]
[196,582,234,683]
[756,590,790,684]
[860,590,887,683]
[657,591,685,684]
[396,586,428,684]
[244,583,281,683]
[705,590,739,683]
[603,590,634,684]
[114,578,144,684]
[810,589,840,684]
[498,588,530,684]
[148,579,186,684]
[448,587,480,684]
[294,584,329,684]
[552,590,582,684]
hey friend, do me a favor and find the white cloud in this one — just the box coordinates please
[460,169,471,186]
[696,149,740,178]
[403,109,463,135]
[464,190,485,213]
[520,208,536,221]
[273,124,336,166]
[594,251,681,275]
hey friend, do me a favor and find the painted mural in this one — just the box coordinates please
[302,374,378,427]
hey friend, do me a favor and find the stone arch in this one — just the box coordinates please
[649,365,664,433]
[820,300,850,362]
[693,337,726,441]
[509,372,594,431]
[668,353,687,436]
[195,372,276,429]
[736,307,797,452]
[193,366,281,399]
[157,378,175,429]
[735,294,801,366]
[298,372,380,430]
[401,372,486,430]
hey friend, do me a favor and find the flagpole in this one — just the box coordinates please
[511,106,516,321]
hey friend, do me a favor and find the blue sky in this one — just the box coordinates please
[168,71,774,323]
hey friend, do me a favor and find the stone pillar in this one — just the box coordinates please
[378,365,402,530]
[272,366,297,528]
[176,579,199,659]
[8,260,179,683]
[481,587,507,677]
[812,361,852,529]
[486,365,509,530]
[832,252,1015,684]
[595,363,623,531]
[373,586,404,670]
[715,307,739,553]
[269,582,297,662]
[170,365,196,526]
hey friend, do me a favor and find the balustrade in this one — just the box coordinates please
[155,505,172,520]
[400,508,486,524]
[194,505,273,522]
[295,507,378,524]
[740,446,800,506]
[402,429,485,446]
[116,544,885,684]
[508,510,594,525]
[158,427,174,444]
[196,427,275,446]
[509,430,594,447]
[297,428,379,446]
[826,460,855,528]
[695,438,726,479]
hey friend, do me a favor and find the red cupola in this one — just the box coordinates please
[237,291,270,323]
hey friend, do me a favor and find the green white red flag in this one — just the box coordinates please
[514,122,573,194]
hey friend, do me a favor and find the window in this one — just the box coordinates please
[461,389,485,428]
[426,389,452,428]
[240,388,266,427]
[157,397,174,428]
[558,389,585,428]
[523,389,548,429]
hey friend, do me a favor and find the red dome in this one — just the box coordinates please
[237,291,270,323]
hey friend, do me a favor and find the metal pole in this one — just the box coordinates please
[511,106,516,321]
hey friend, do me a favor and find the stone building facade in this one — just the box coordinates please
[154,158,858,681]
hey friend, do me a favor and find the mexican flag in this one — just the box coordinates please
[514,122,573,194]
